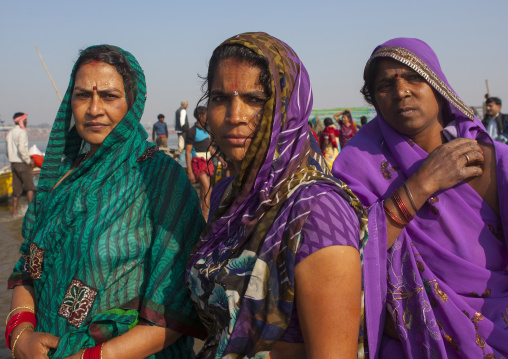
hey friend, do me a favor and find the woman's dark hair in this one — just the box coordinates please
[194,106,207,126]
[74,45,136,107]
[342,110,352,120]
[323,117,334,127]
[360,58,379,108]
[13,112,25,119]
[200,44,272,105]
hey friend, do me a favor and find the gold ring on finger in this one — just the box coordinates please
[464,153,470,165]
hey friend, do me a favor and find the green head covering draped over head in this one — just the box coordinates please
[9,45,206,358]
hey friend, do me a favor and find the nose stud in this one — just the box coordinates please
[405,90,410,94]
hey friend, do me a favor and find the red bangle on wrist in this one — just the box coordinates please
[5,312,37,349]
[383,203,407,227]
[83,343,103,359]
[393,188,414,223]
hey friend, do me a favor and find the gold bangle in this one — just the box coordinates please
[11,325,33,359]
[80,349,86,359]
[100,343,105,359]
[6,307,36,325]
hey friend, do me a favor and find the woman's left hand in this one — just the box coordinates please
[64,349,84,359]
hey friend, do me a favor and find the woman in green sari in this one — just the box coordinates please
[6,45,206,358]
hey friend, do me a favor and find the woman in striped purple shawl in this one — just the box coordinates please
[186,32,368,359]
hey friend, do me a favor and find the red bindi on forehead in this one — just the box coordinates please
[394,73,399,78]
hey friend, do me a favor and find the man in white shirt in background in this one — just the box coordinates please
[174,101,190,155]
[6,112,35,215]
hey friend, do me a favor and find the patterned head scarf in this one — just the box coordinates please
[193,32,367,256]
[188,32,368,358]
[365,37,475,122]
[24,45,147,229]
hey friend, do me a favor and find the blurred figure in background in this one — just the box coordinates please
[175,101,190,155]
[152,113,168,148]
[6,112,35,216]
[319,126,340,169]
[185,106,226,220]
[482,97,508,142]
[334,109,358,148]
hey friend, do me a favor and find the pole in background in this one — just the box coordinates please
[35,45,62,102]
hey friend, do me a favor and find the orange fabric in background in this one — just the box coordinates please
[30,154,44,168]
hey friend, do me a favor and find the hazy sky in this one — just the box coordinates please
[1,0,507,127]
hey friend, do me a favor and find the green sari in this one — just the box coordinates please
[8,45,206,358]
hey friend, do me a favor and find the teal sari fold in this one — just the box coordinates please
[8,45,206,358]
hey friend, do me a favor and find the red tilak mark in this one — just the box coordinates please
[230,84,238,89]
[394,73,399,78]
[93,86,97,91]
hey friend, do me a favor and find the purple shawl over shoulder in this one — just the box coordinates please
[333,38,508,358]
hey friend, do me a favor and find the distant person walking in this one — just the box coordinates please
[175,101,189,154]
[152,113,168,147]
[6,112,35,215]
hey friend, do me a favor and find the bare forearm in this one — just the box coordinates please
[9,285,36,347]
[185,146,193,173]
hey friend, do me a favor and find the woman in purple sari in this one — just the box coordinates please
[333,37,508,358]
[186,32,368,358]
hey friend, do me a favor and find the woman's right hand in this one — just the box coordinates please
[12,329,60,359]
[187,171,196,184]
[410,138,484,197]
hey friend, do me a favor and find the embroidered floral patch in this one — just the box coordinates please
[380,160,399,179]
[444,333,460,353]
[58,279,97,327]
[136,146,159,162]
[29,243,44,280]
[22,254,30,274]
[433,282,448,303]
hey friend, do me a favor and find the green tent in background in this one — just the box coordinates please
[310,107,377,125]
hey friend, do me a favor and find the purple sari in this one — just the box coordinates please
[333,38,508,358]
